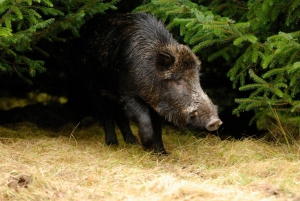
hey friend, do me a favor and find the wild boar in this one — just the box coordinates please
[78,13,222,154]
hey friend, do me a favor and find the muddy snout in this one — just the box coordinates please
[206,118,223,131]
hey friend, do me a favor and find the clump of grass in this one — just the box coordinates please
[0,123,299,200]
[257,105,300,147]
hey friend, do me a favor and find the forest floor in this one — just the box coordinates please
[0,122,300,201]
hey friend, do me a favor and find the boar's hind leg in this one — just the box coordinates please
[104,114,119,145]
[115,109,139,144]
[125,98,167,154]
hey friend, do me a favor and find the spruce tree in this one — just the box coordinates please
[135,0,300,139]
[0,0,118,80]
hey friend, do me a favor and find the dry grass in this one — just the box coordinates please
[1,123,300,201]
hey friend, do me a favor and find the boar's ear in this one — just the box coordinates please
[157,52,175,70]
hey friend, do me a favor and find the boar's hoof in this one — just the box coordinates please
[145,145,168,155]
[206,119,223,131]
[124,136,140,144]
[105,137,119,146]
[156,149,168,156]
[151,149,168,156]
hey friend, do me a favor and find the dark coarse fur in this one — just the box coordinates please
[78,13,222,154]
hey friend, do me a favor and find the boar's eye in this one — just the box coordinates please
[176,80,182,85]
[157,52,175,70]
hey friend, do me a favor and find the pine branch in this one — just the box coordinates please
[0,0,119,79]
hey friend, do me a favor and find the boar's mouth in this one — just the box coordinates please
[205,118,223,131]
[155,104,187,127]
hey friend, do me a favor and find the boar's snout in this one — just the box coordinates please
[206,118,223,131]
[188,111,222,131]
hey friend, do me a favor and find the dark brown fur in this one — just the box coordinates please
[78,13,222,153]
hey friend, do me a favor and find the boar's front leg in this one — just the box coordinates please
[104,113,119,145]
[148,108,166,154]
[115,108,139,144]
[124,97,167,154]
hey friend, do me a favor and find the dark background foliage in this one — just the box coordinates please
[1,0,299,140]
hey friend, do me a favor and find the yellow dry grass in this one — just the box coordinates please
[1,123,300,201]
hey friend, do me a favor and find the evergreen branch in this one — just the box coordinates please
[31,0,118,40]
[192,35,237,53]
[0,0,118,78]
[248,69,267,84]
[207,45,232,61]
[291,101,300,112]
[262,67,287,79]
[288,61,300,73]
[0,27,12,37]
[233,34,258,46]
[239,83,268,91]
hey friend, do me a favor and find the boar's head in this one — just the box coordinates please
[137,44,222,131]
[122,14,222,132]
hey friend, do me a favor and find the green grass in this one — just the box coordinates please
[1,123,300,200]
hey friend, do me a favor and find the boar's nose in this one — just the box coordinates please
[206,119,223,131]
